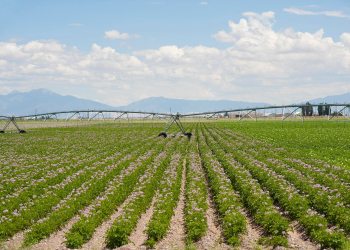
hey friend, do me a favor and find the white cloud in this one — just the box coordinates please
[284,7,349,17]
[0,86,12,95]
[1,12,350,105]
[104,30,141,40]
[200,2,208,5]
[242,11,275,20]
[7,37,22,43]
[341,33,350,47]
[69,23,84,26]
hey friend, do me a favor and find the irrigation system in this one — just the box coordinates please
[1,103,349,137]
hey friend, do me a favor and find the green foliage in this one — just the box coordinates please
[144,139,188,247]
[184,134,208,243]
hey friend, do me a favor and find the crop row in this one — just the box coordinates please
[105,137,179,248]
[212,127,350,236]
[64,136,171,248]
[198,131,248,246]
[207,126,348,249]
[200,127,291,247]
[184,134,208,243]
[145,136,188,247]
[0,132,158,242]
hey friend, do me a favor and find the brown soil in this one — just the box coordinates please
[195,148,231,250]
[238,212,266,250]
[286,221,320,250]
[81,195,133,250]
[25,216,80,250]
[1,232,25,250]
[117,194,157,250]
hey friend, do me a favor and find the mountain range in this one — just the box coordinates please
[0,89,349,116]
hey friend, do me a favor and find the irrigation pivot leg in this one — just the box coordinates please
[158,112,192,138]
[0,116,26,133]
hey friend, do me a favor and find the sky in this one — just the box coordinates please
[0,0,350,106]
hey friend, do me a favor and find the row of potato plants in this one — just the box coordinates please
[184,134,208,243]
[144,137,188,248]
[209,127,348,249]
[105,138,179,248]
[0,132,149,221]
[22,137,161,246]
[64,137,170,248]
[200,127,291,247]
[223,128,350,185]
[0,134,152,242]
[226,123,350,167]
[197,130,247,246]
[0,130,135,198]
[223,129,350,196]
[215,127,350,236]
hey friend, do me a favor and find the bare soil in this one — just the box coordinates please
[117,194,157,250]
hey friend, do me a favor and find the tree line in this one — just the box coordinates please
[301,102,331,116]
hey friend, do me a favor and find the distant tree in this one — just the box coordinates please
[318,103,324,116]
[324,104,331,116]
[302,102,313,116]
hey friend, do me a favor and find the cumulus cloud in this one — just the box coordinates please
[341,33,350,47]
[7,37,22,43]
[242,11,275,20]
[104,30,141,40]
[284,7,349,17]
[1,12,350,105]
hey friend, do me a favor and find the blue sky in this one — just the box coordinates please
[0,0,350,106]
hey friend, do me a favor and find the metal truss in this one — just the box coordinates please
[239,110,257,121]
[1,103,350,134]
[44,114,58,122]
[282,107,303,121]
[0,116,26,133]
[66,112,83,122]
[328,106,350,121]
[88,112,105,122]
[206,113,218,119]
[114,112,128,121]
[158,112,191,138]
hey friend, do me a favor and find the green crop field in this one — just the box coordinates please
[1,121,350,249]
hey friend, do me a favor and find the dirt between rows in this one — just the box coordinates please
[1,155,322,250]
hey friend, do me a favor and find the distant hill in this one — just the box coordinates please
[117,97,271,113]
[0,89,115,116]
[1,88,350,117]
[307,92,350,104]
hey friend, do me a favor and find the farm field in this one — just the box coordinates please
[0,122,350,250]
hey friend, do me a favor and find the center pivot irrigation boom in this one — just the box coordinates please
[1,103,350,135]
